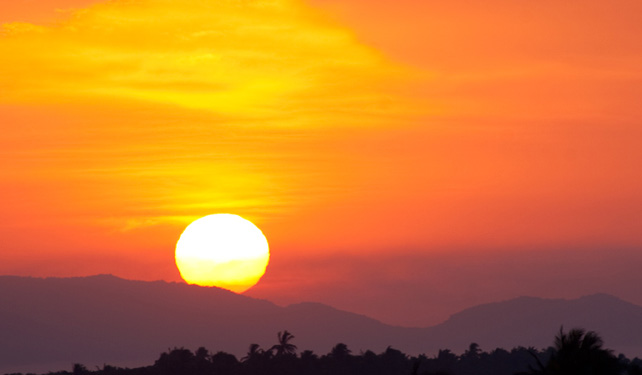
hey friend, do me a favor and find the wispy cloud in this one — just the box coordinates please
[0,0,416,236]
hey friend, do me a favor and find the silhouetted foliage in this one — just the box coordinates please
[241,344,263,363]
[529,327,622,375]
[72,364,89,375]
[17,328,642,375]
[270,330,297,357]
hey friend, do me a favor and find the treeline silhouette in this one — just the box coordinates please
[10,328,642,375]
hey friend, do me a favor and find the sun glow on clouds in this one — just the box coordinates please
[0,0,410,244]
[0,0,402,120]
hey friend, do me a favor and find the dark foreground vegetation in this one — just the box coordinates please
[11,328,642,375]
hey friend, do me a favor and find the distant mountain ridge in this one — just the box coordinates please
[423,293,642,355]
[1,275,641,374]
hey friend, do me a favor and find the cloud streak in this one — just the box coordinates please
[1,0,406,123]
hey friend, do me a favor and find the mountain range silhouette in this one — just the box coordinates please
[1,275,640,374]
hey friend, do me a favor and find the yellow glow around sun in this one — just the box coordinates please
[0,0,414,239]
[175,214,269,293]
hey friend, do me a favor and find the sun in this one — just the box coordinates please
[175,214,270,293]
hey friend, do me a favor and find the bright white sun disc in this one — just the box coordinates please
[175,214,269,293]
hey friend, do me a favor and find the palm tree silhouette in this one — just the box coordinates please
[536,327,620,375]
[242,343,264,362]
[270,330,297,357]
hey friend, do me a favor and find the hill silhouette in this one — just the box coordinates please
[422,293,642,355]
[1,275,641,373]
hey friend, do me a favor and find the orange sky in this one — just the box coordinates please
[1,0,641,326]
